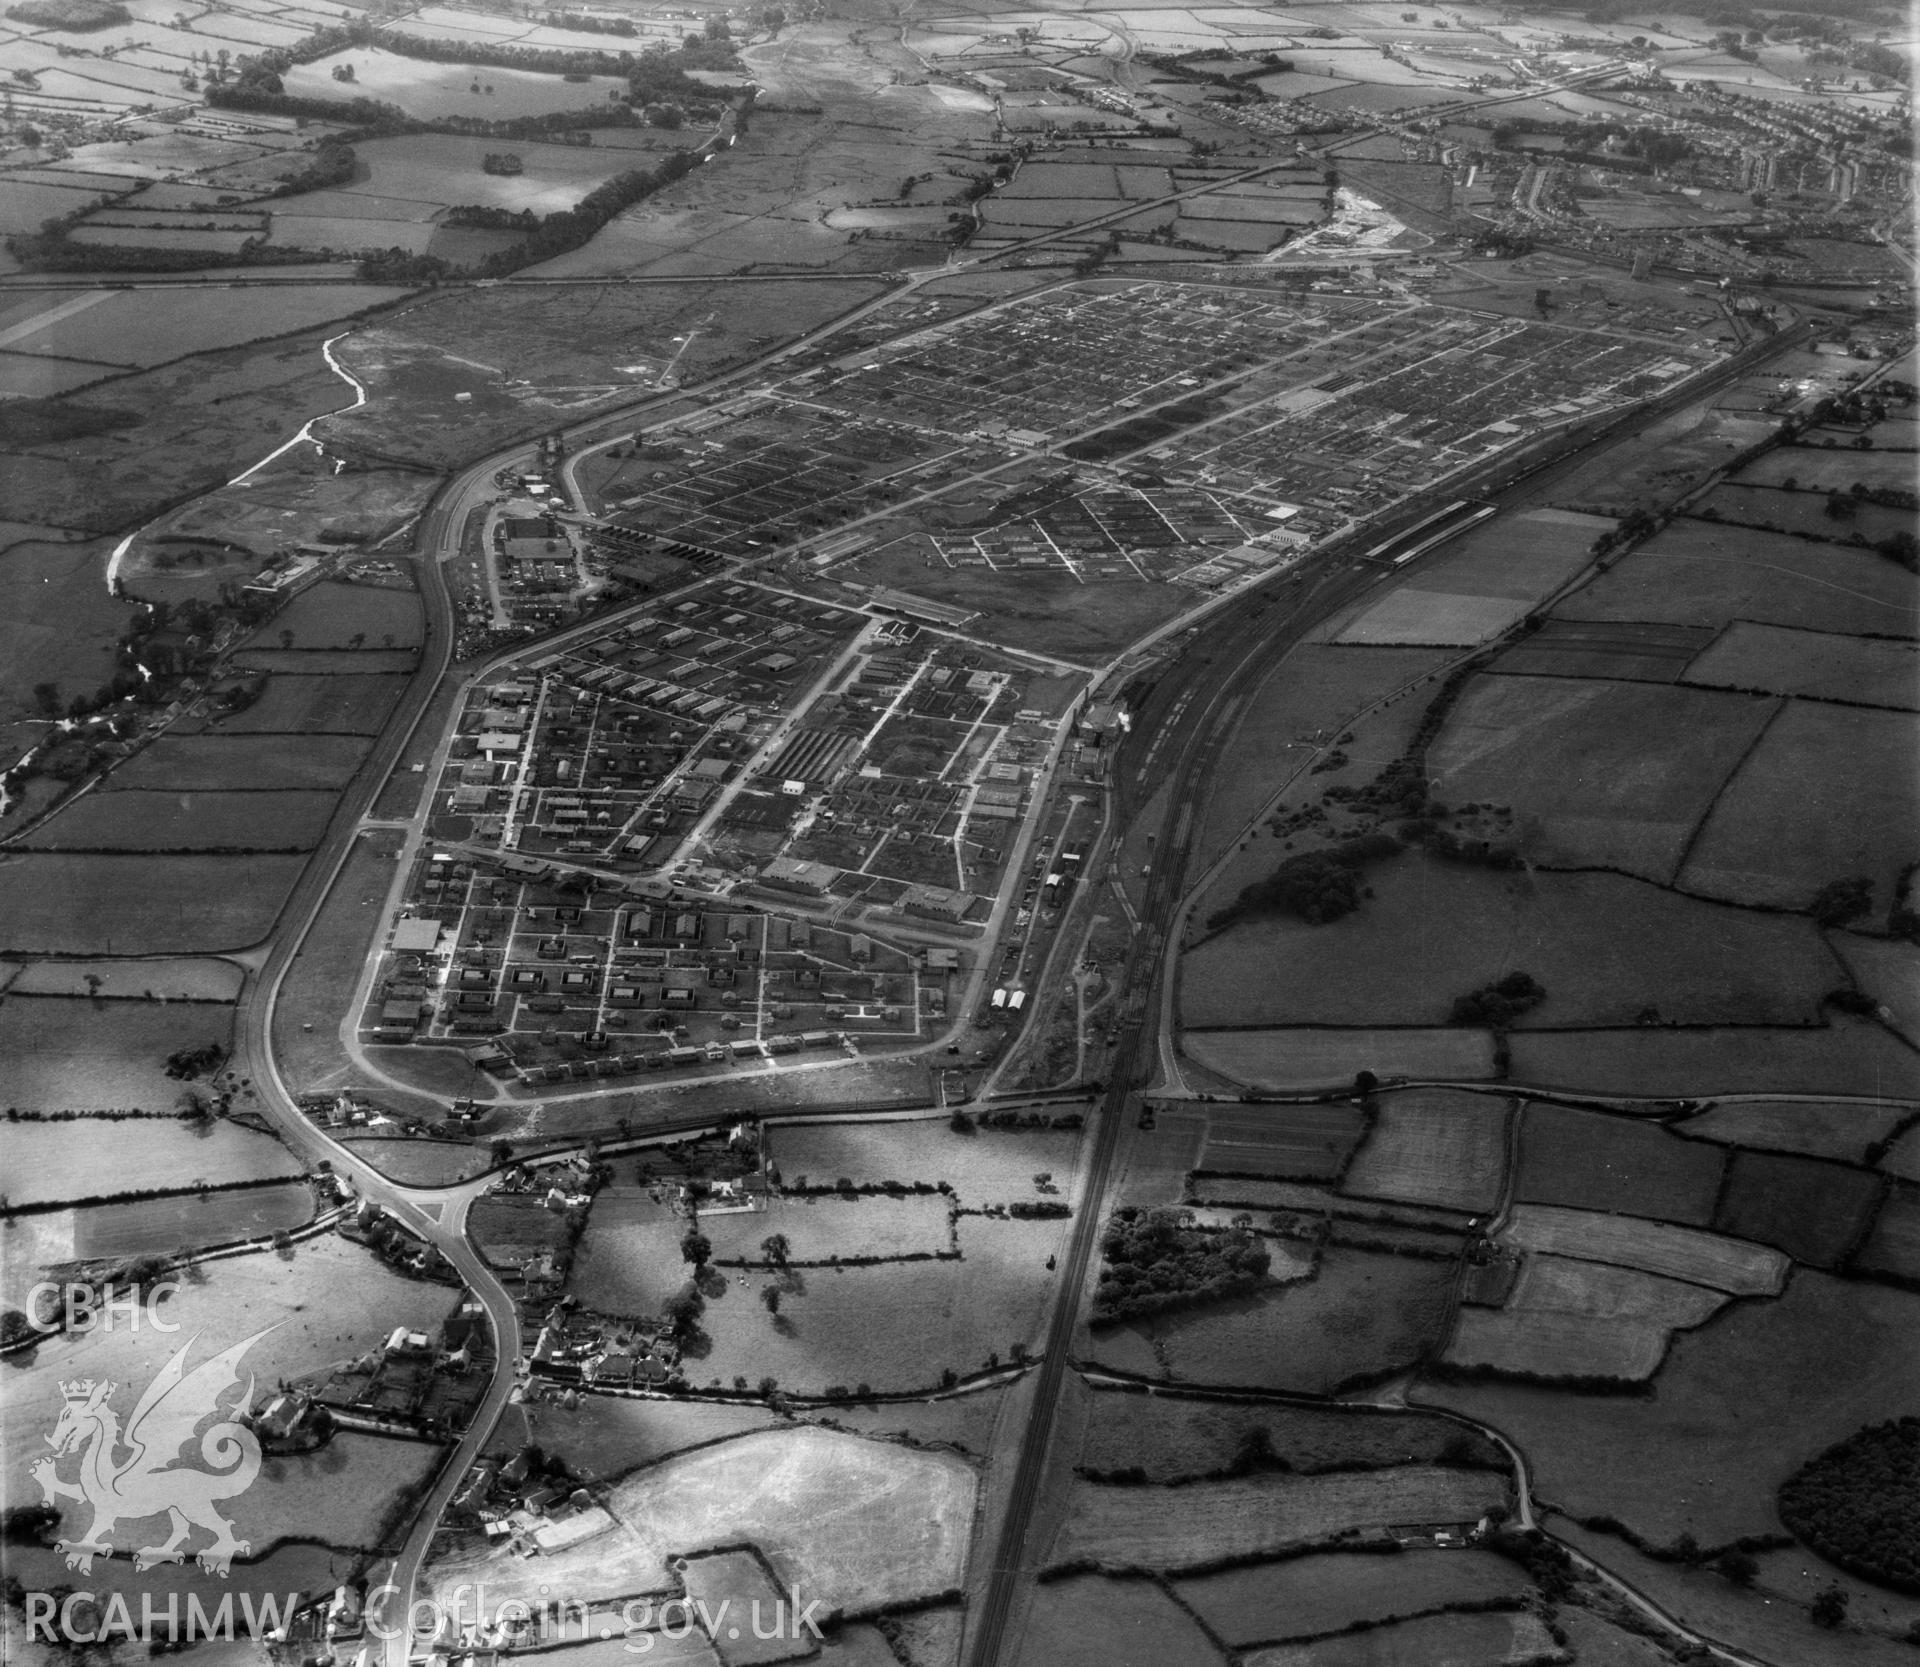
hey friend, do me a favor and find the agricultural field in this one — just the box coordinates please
[0,526,131,762]
[0,955,241,1000]
[1425,675,1776,882]
[109,733,374,792]
[1092,1246,1458,1395]
[1672,1099,1905,1163]
[1514,1104,1726,1226]
[1854,1184,1920,1283]
[1442,1255,1729,1383]
[0,995,232,1110]
[1679,622,1920,709]
[700,1193,954,1264]
[768,1118,1084,1202]
[1175,1549,1531,1647]
[428,1427,973,1616]
[1184,859,1834,1031]
[70,1182,316,1257]
[1678,702,1920,923]
[1552,520,1918,638]
[1339,1090,1508,1214]
[1074,1383,1504,1484]
[232,1430,445,1554]
[1734,444,1920,494]
[1181,1027,1497,1089]
[0,852,308,954]
[248,579,423,649]
[21,788,338,852]
[1015,1574,1223,1667]
[1500,1204,1787,1297]
[1695,481,1914,546]
[1194,1102,1368,1182]
[213,672,407,735]
[1046,1465,1504,1572]
[1489,618,1715,684]
[1834,935,1920,1044]
[3,1116,301,1207]
[1243,1610,1560,1667]
[1505,1025,1920,1099]
[1711,1151,1884,1269]
[485,1394,780,1483]
[281,49,629,119]
[1426,1272,1920,1549]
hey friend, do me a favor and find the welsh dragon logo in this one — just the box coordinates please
[31,1328,273,1577]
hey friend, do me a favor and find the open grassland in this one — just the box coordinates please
[1183,859,1834,1031]
[2,1235,460,1548]
[1015,1574,1223,1667]
[1506,1026,1920,1099]
[1340,1091,1508,1214]
[1515,1104,1725,1226]
[4,1116,300,1207]
[1553,521,1918,638]
[110,733,374,791]
[1176,1549,1530,1647]
[1048,1466,1504,1572]
[235,1431,445,1554]
[1855,1184,1920,1283]
[23,788,337,851]
[769,1118,1085,1204]
[568,1189,710,1315]
[1502,1204,1786,1296]
[1712,1150,1883,1269]
[432,1428,972,1617]
[0,996,231,1110]
[1196,1103,1368,1182]
[701,1193,953,1264]
[71,1183,315,1257]
[213,672,406,734]
[1425,1271,1920,1548]
[1681,622,1920,710]
[1244,1609,1559,1667]
[0,955,241,1000]
[1443,1255,1728,1383]
[0,852,306,953]
[1093,1247,1458,1395]
[1426,675,1776,882]
[1182,1027,1496,1089]
[246,580,424,649]
[1674,1099,1903,1163]
[1075,1385,1504,1484]
[1678,702,1920,924]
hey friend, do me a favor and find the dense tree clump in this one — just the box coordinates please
[1448,972,1547,1028]
[1780,1419,1920,1593]
[1208,832,1402,930]
[1093,1206,1271,1323]
[1810,875,1875,928]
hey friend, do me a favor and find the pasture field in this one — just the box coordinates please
[1880,1124,1920,1184]
[5,1117,301,1207]
[1679,621,1919,710]
[1506,1025,1920,1099]
[1048,1466,1504,1572]
[215,672,407,734]
[0,852,304,954]
[1694,483,1914,546]
[22,788,337,852]
[1184,860,1832,1030]
[485,1395,779,1482]
[768,1117,1085,1204]
[1835,936,1920,1045]
[1854,1184,1920,1283]
[700,1193,953,1264]
[1096,1247,1459,1395]
[1195,1103,1368,1182]
[1339,1090,1508,1214]
[1679,702,1920,923]
[1,1235,457,1565]
[1502,1204,1786,1296]
[110,733,374,791]
[73,1182,315,1257]
[432,1428,972,1617]
[0,996,232,1110]
[1491,619,1714,684]
[1181,1027,1497,1089]
[0,529,131,763]
[339,1136,491,1186]
[1712,1151,1883,1269]
[1329,508,1605,647]
[1426,1271,1920,1548]
[67,226,260,256]
[1673,1099,1904,1163]
[1552,520,1918,637]
[1442,1256,1728,1383]
[235,1430,445,1554]
[1734,444,1920,494]
[1175,1549,1530,1647]
[242,648,420,676]
[1015,1575,1223,1667]
[282,49,629,120]
[1076,1385,1504,1483]
[1426,675,1776,882]
[1244,1610,1559,1667]
[1514,1104,1725,1226]
[247,580,424,650]
[0,955,241,1000]
[0,284,409,369]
